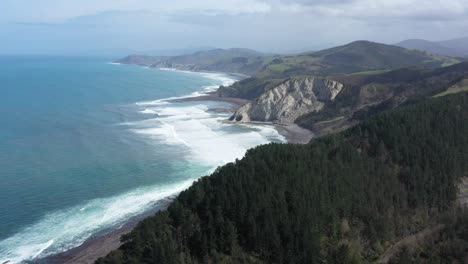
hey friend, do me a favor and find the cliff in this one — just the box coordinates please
[229,77,343,125]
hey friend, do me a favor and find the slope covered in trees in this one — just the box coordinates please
[97,92,468,264]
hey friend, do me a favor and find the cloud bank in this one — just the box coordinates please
[0,0,467,54]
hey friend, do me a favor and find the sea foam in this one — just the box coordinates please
[0,179,195,263]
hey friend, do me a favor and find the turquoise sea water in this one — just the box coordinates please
[0,56,283,263]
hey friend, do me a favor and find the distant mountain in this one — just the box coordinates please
[396,37,468,57]
[115,55,167,66]
[218,41,460,99]
[439,36,468,57]
[117,41,459,80]
[116,48,272,75]
[303,40,454,74]
[140,46,216,56]
[395,39,459,57]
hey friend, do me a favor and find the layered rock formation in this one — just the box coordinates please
[230,77,343,125]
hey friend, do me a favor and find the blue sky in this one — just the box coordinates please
[1,0,467,55]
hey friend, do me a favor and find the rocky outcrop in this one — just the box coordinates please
[230,77,344,125]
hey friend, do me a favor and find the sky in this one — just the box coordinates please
[0,0,467,55]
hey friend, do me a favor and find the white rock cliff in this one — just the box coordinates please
[230,77,344,125]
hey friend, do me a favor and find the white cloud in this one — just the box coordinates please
[1,0,467,54]
[2,0,467,23]
[271,0,468,20]
[1,0,272,23]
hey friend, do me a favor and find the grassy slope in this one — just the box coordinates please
[296,62,468,135]
[218,41,460,99]
[434,78,468,97]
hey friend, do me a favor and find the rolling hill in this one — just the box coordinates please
[296,61,468,135]
[395,39,461,57]
[396,36,468,57]
[116,48,273,75]
[217,41,460,99]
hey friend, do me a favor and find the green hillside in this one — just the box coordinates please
[97,92,468,264]
[218,41,460,99]
[296,61,468,135]
[117,48,274,75]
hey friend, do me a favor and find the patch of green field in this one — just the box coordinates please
[349,69,390,76]
[267,63,291,72]
[434,79,468,97]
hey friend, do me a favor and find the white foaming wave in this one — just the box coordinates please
[197,72,236,87]
[135,87,212,107]
[129,103,284,165]
[136,70,237,106]
[242,124,287,143]
[0,179,196,264]
[157,68,237,86]
[140,109,158,114]
[131,122,190,146]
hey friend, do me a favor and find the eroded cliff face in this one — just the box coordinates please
[230,77,344,125]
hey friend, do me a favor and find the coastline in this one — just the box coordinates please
[171,94,314,144]
[37,198,173,264]
[37,66,314,264]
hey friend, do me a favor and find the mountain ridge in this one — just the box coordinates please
[216,40,460,100]
[396,36,468,57]
[116,48,272,75]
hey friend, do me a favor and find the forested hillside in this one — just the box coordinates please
[97,92,468,264]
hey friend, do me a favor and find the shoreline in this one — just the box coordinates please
[147,67,250,82]
[169,93,249,107]
[171,95,314,144]
[36,197,174,264]
[37,65,314,264]
[36,103,313,264]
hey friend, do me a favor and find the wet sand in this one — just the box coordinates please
[274,124,314,144]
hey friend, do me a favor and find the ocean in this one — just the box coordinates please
[0,56,284,263]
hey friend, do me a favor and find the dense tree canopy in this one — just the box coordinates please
[97,92,468,264]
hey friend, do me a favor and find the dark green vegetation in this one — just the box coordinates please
[97,92,468,264]
[389,210,468,264]
[297,62,468,135]
[217,41,460,99]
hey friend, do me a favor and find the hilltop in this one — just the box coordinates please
[217,41,459,99]
[396,36,468,58]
